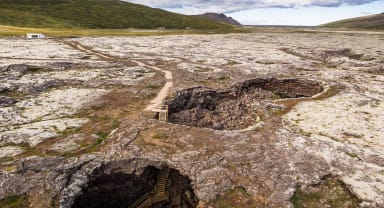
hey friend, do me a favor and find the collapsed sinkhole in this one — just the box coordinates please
[165,78,323,130]
[71,166,198,208]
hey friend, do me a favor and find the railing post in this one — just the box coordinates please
[165,105,168,122]
[152,104,168,122]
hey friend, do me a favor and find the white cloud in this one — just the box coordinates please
[124,0,382,14]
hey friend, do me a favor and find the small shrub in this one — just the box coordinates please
[111,118,120,129]
[146,84,160,89]
[26,66,42,73]
[59,127,81,137]
[96,131,108,139]
[218,76,230,81]
[95,138,103,145]
[87,131,110,153]
[152,133,168,139]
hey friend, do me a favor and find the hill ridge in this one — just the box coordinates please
[0,0,231,29]
[197,13,241,25]
[321,13,384,30]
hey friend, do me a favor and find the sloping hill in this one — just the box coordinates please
[198,13,241,25]
[321,13,384,30]
[0,0,231,29]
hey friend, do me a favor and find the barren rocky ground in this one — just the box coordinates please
[0,31,383,208]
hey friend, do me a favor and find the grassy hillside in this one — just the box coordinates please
[321,13,384,30]
[0,0,231,29]
[0,25,248,37]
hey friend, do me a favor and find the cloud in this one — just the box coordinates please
[124,0,382,14]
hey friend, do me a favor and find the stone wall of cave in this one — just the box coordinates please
[165,78,323,130]
[71,166,198,208]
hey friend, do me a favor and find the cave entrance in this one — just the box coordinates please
[165,78,323,130]
[71,166,198,208]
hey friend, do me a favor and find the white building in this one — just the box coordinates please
[26,33,45,39]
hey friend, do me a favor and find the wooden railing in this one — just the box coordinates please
[152,104,169,122]
[128,168,170,208]
[128,192,153,208]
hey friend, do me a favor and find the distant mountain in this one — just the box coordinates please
[0,0,231,29]
[197,13,241,26]
[321,13,384,30]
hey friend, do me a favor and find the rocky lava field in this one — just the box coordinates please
[0,31,383,208]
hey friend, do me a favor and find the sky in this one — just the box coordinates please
[125,0,384,26]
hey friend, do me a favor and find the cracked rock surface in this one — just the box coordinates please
[0,31,383,208]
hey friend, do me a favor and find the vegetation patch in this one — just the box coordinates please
[227,60,241,65]
[111,118,120,130]
[152,133,169,140]
[25,65,44,73]
[213,187,261,208]
[0,25,247,37]
[321,13,384,30]
[290,178,360,208]
[0,90,24,99]
[86,124,116,153]
[57,126,82,137]
[218,76,231,81]
[0,0,231,29]
[0,195,28,208]
[145,84,161,89]
[88,131,109,149]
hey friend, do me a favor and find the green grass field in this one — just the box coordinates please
[0,0,231,30]
[0,24,247,37]
[321,13,384,30]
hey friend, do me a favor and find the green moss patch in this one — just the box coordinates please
[152,133,169,140]
[291,178,360,208]
[0,195,28,208]
[213,187,261,208]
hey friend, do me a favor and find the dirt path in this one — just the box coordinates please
[130,60,173,111]
[56,39,173,111]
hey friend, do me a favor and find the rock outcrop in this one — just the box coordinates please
[166,78,323,130]
[197,13,241,25]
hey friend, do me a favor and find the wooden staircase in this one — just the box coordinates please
[156,168,170,193]
[128,168,170,208]
[152,104,169,122]
[127,193,153,208]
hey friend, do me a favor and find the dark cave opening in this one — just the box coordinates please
[71,166,198,208]
[165,78,323,130]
